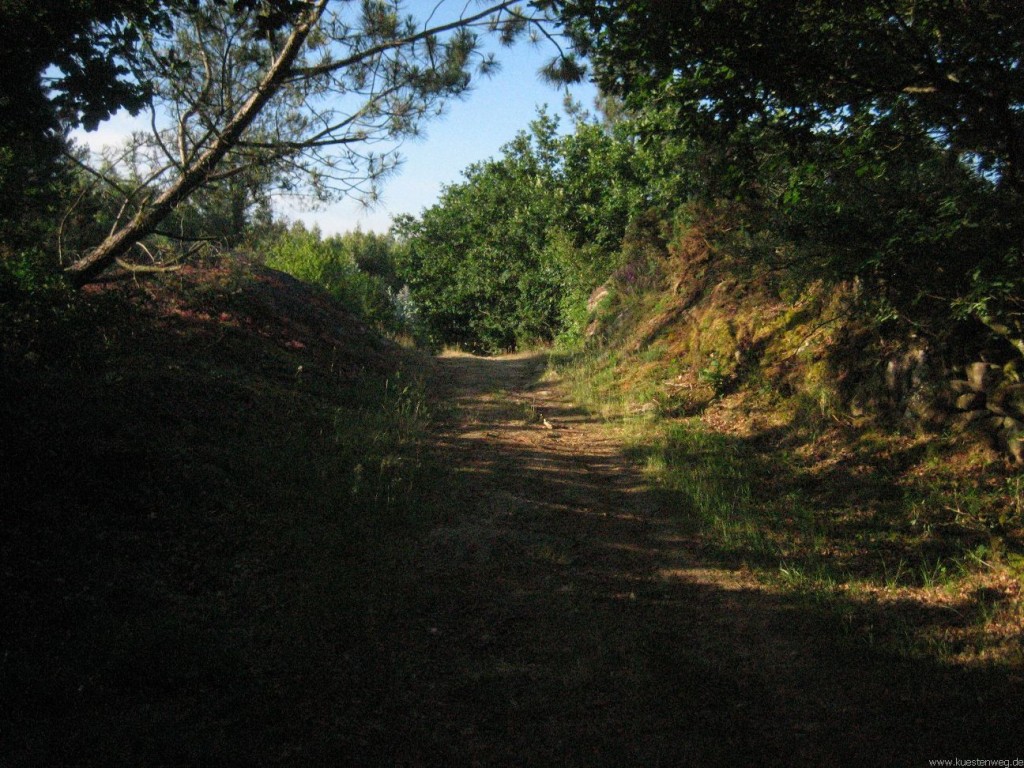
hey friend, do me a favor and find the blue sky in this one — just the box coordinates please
[281,39,596,234]
[74,3,597,235]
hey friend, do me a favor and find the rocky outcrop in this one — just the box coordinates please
[863,342,1022,463]
[947,365,1024,463]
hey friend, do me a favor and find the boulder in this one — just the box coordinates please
[1007,433,1024,464]
[995,416,1024,464]
[988,383,1024,420]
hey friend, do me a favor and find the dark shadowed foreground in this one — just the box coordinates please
[2,298,1021,765]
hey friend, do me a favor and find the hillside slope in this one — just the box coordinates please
[1,258,435,765]
[560,214,1024,668]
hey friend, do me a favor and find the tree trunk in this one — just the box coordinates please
[65,0,326,288]
[66,188,192,286]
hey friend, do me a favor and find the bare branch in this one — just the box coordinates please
[179,46,216,165]
[146,104,176,169]
[62,148,134,200]
[66,0,569,286]
[289,1,517,80]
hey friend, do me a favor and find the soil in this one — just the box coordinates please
[374,351,1024,767]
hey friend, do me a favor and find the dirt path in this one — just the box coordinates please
[366,352,1022,767]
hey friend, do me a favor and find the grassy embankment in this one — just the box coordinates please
[1,259,446,765]
[551,233,1024,669]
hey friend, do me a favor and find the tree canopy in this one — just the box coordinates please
[0,0,180,254]
[395,107,660,351]
[7,0,569,286]
[560,0,1024,188]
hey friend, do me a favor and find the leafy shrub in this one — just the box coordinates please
[0,247,62,301]
[396,109,650,353]
[264,223,413,338]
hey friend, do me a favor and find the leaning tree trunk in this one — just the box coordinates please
[65,0,326,288]
[66,181,206,287]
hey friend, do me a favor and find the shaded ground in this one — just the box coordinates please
[2,262,1021,766]
[0,265,415,767]
[378,351,1024,766]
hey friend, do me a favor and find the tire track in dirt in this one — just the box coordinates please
[373,351,1023,767]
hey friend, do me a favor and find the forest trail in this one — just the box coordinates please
[7,269,1021,768]
[377,351,1022,767]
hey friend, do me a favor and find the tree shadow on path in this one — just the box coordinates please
[373,351,1024,767]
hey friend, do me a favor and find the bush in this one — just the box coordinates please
[264,224,413,339]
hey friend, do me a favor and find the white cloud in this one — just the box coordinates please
[70,110,148,153]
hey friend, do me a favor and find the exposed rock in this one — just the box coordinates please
[989,383,1024,420]
[905,395,949,431]
[996,415,1022,433]
[943,367,1024,461]
[885,359,907,400]
[994,416,1024,465]
[884,345,949,431]
[1008,433,1024,464]
[949,379,977,395]
[955,391,987,411]
[949,409,990,431]
[966,361,999,392]
[977,415,1009,450]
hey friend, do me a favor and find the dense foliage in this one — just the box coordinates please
[395,108,661,352]
[390,2,1024,368]
[559,0,1024,189]
[264,223,415,340]
[553,0,1024,362]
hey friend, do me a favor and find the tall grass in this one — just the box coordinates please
[336,371,433,532]
[552,347,1024,665]
[642,422,779,559]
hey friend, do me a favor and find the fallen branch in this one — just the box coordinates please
[114,258,183,274]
